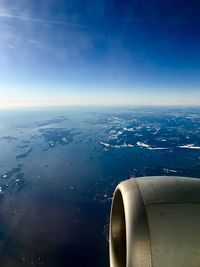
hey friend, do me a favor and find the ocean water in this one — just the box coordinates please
[0,106,200,267]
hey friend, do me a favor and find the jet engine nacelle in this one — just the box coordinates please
[109,176,200,267]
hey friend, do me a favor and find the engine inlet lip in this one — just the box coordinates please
[110,188,127,267]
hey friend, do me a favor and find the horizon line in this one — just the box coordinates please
[0,103,200,110]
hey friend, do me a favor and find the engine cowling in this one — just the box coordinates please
[109,176,200,267]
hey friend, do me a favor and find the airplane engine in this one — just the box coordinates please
[109,176,200,267]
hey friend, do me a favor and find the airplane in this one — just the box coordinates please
[109,176,200,267]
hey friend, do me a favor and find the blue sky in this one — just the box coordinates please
[0,0,200,107]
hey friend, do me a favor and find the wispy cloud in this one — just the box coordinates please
[6,43,17,50]
[0,10,91,30]
[28,39,41,46]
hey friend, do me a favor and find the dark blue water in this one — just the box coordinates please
[0,107,200,267]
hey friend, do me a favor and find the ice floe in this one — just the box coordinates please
[100,142,134,150]
[123,127,135,132]
[178,144,200,149]
[163,168,177,173]
[112,143,134,148]
[136,142,150,148]
[109,131,122,140]
[100,142,110,148]
[136,142,169,150]
[135,133,143,137]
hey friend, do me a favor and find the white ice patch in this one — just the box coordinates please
[100,141,134,150]
[123,127,135,132]
[136,142,169,150]
[178,144,200,149]
[100,142,110,148]
[109,135,118,140]
[126,144,134,148]
[186,115,199,119]
[149,147,169,150]
[49,142,54,147]
[135,133,143,137]
[163,168,177,173]
[109,131,123,140]
[111,116,121,124]
[136,142,150,148]
[112,143,134,148]
[109,130,117,134]
[152,127,161,135]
